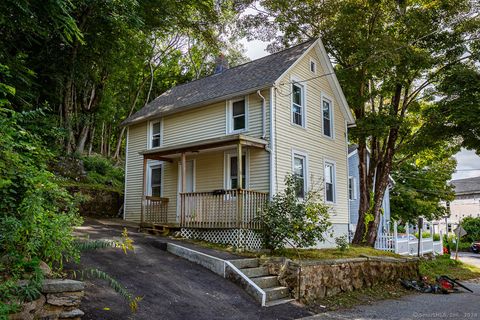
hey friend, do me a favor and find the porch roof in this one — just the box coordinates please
[140,134,268,160]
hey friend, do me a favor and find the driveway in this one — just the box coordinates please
[73,219,312,320]
[303,282,480,320]
[457,251,480,268]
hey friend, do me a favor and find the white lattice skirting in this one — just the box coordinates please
[180,228,263,250]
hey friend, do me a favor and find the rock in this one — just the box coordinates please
[42,279,85,293]
[47,292,84,306]
[39,261,52,277]
[59,308,84,319]
[9,295,46,320]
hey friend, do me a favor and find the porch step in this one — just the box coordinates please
[265,298,296,307]
[240,266,270,278]
[251,275,279,289]
[229,258,259,269]
[265,286,290,302]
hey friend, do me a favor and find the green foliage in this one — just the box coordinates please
[413,232,441,241]
[461,217,480,242]
[81,155,124,192]
[335,235,349,252]
[420,255,480,280]
[257,174,332,251]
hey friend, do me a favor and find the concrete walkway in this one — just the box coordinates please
[74,218,312,320]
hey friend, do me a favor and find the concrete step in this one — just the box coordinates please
[229,258,259,269]
[251,275,279,289]
[240,266,270,278]
[265,286,289,302]
[265,298,296,307]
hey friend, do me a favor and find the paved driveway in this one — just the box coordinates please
[73,219,312,320]
[457,251,480,268]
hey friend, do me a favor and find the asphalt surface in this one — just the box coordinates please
[73,219,312,320]
[457,251,480,268]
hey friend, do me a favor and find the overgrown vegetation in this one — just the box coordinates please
[461,217,480,243]
[419,255,480,280]
[256,175,332,251]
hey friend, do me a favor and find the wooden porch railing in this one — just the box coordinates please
[180,189,269,229]
[141,196,169,225]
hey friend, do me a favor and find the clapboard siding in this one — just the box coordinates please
[274,46,349,224]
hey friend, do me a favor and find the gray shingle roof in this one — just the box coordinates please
[122,40,316,126]
[451,176,480,194]
[348,145,358,155]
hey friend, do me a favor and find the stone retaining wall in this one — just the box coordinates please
[263,255,419,304]
[10,279,85,320]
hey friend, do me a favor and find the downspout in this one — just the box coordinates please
[268,87,276,198]
[257,90,267,140]
[345,120,351,242]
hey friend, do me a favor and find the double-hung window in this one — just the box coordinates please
[293,153,307,198]
[151,121,161,148]
[228,98,247,133]
[348,176,357,200]
[292,83,305,127]
[322,97,333,138]
[229,155,246,189]
[324,162,335,202]
[150,164,162,197]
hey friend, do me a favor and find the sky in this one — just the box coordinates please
[242,39,480,181]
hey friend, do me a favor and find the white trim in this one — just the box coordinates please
[313,39,355,124]
[290,75,307,128]
[309,57,317,74]
[146,160,164,197]
[321,92,335,140]
[177,159,196,221]
[123,127,129,220]
[291,149,309,198]
[324,159,337,204]
[269,87,276,197]
[224,150,250,189]
[148,118,163,149]
[226,96,249,134]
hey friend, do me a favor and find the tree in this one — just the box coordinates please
[461,217,480,243]
[240,0,479,245]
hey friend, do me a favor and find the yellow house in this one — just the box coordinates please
[121,39,355,248]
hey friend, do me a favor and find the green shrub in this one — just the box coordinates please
[257,174,332,251]
[81,154,124,192]
[335,235,350,251]
[461,217,480,242]
[413,232,441,241]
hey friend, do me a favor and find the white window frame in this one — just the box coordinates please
[321,93,335,139]
[291,149,309,199]
[309,58,317,74]
[147,160,163,197]
[226,96,248,134]
[224,150,249,189]
[148,119,163,149]
[290,76,307,128]
[348,176,357,200]
[324,160,336,204]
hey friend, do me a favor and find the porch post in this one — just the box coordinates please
[141,157,147,225]
[181,153,187,226]
[237,142,243,228]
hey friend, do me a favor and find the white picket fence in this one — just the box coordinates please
[375,221,444,256]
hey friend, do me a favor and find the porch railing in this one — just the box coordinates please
[141,196,169,225]
[180,189,269,229]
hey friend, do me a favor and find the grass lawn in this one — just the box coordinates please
[182,239,402,260]
[419,255,480,280]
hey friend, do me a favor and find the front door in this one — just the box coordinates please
[177,160,195,221]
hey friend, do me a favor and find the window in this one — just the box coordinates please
[293,154,307,198]
[292,83,305,127]
[228,98,247,133]
[348,176,357,200]
[325,162,335,202]
[322,97,333,137]
[310,59,316,73]
[229,155,246,189]
[151,121,161,148]
[150,165,162,197]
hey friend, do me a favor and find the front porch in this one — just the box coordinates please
[139,135,270,232]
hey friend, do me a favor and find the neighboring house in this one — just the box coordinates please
[121,39,355,248]
[347,145,391,239]
[436,176,480,234]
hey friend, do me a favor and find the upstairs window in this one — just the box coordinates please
[292,83,305,127]
[322,97,333,137]
[228,98,247,133]
[151,121,161,148]
[229,155,246,189]
[310,59,316,73]
[325,162,336,203]
[348,176,357,200]
[293,153,307,198]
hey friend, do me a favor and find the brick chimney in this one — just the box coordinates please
[214,53,229,74]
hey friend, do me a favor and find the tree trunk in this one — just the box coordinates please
[75,124,90,155]
[88,126,95,155]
